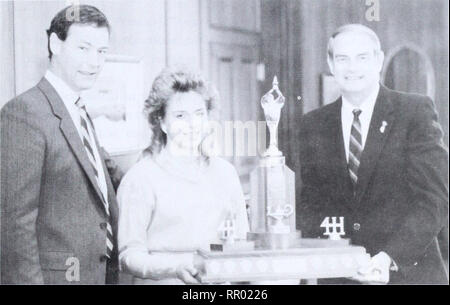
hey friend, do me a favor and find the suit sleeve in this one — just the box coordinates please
[1,102,46,284]
[297,118,327,238]
[384,97,449,269]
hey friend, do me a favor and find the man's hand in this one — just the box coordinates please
[351,252,392,284]
[176,264,201,284]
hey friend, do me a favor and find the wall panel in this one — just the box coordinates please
[0,1,15,107]
[11,0,166,99]
[166,0,202,70]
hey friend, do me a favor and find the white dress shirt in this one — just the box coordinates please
[45,70,109,203]
[341,84,380,162]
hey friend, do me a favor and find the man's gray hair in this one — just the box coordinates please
[327,24,382,59]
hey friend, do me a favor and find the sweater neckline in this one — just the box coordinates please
[153,148,210,183]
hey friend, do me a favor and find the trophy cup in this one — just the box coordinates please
[247,76,301,249]
[267,204,293,234]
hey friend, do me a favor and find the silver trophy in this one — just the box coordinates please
[247,76,299,249]
[260,76,285,157]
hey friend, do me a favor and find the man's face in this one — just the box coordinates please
[51,24,110,92]
[328,32,384,95]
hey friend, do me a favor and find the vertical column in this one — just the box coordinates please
[0,1,16,107]
[165,0,202,71]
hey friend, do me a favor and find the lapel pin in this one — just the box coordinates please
[380,121,388,133]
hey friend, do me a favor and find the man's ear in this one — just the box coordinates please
[49,32,63,57]
[327,56,335,75]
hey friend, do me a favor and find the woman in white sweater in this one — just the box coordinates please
[117,67,249,284]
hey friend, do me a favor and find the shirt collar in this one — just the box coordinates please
[45,70,80,106]
[341,83,380,115]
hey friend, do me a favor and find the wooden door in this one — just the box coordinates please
[209,43,261,193]
[207,0,262,194]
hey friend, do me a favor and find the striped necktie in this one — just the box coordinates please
[75,97,114,259]
[348,109,363,187]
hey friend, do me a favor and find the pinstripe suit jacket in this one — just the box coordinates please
[1,78,119,284]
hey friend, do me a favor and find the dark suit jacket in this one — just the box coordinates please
[1,78,119,284]
[297,85,448,284]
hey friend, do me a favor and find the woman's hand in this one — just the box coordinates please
[176,264,200,284]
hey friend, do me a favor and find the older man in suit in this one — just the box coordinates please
[297,24,448,284]
[1,5,119,284]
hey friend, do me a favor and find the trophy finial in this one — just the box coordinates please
[260,75,285,157]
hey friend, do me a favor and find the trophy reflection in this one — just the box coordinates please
[260,76,285,157]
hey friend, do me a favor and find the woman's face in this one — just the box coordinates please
[161,91,209,155]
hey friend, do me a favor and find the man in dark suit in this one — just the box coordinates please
[297,24,448,284]
[1,5,119,284]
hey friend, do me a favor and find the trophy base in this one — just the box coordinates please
[210,240,255,252]
[195,242,370,283]
[247,231,302,250]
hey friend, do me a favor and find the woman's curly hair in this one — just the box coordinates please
[143,66,219,155]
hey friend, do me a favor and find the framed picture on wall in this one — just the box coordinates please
[320,73,341,106]
[82,54,150,156]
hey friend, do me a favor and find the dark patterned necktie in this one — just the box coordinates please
[348,109,363,187]
[76,97,114,259]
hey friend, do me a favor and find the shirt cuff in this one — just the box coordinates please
[381,251,399,272]
[390,259,399,272]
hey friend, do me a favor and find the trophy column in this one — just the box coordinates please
[248,77,301,249]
